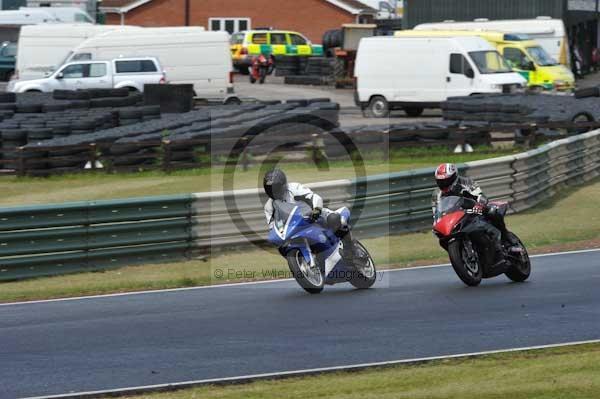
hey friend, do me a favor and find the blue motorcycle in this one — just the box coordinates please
[267,200,377,294]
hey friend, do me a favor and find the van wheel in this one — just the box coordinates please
[404,107,424,117]
[367,96,389,118]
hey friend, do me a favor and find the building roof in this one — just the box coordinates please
[100,0,377,15]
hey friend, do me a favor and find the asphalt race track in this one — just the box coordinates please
[2,250,600,398]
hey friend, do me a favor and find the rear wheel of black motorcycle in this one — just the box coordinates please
[349,241,377,289]
[448,239,482,287]
[504,232,531,282]
[286,249,324,294]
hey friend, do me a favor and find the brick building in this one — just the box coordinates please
[99,0,377,43]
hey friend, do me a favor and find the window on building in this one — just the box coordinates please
[270,33,287,45]
[209,18,251,34]
[289,34,308,45]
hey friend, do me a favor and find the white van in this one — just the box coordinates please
[354,36,527,117]
[18,7,94,23]
[65,27,235,101]
[415,17,569,67]
[16,24,140,80]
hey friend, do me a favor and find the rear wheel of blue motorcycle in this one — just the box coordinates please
[448,239,482,287]
[286,249,324,294]
[349,241,377,289]
[504,233,531,282]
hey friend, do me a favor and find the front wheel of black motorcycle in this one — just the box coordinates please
[286,249,324,294]
[448,239,483,287]
[504,232,531,282]
[349,241,377,289]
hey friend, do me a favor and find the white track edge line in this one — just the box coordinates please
[2,247,599,307]
[21,338,600,399]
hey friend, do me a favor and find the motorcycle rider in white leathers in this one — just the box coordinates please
[263,169,359,261]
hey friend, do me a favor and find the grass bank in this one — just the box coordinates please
[0,147,515,206]
[121,343,600,399]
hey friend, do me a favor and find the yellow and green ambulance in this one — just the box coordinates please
[230,30,324,72]
[395,30,575,91]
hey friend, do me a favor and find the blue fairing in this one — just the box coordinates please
[267,201,344,268]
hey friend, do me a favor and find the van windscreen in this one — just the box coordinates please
[527,46,558,66]
[469,51,512,74]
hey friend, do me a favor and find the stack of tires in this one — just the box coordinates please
[274,56,299,77]
[1,128,26,170]
[441,93,598,128]
[305,57,334,76]
[322,29,342,57]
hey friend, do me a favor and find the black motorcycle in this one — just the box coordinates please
[433,196,531,286]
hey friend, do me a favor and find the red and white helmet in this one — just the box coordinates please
[435,163,458,192]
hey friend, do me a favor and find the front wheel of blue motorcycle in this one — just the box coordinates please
[286,249,324,294]
[349,241,377,289]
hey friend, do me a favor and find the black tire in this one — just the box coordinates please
[404,107,424,117]
[568,111,594,135]
[505,232,531,282]
[349,240,377,289]
[259,67,267,84]
[286,249,324,294]
[366,96,389,118]
[237,66,250,75]
[574,87,600,99]
[0,92,16,103]
[448,239,483,287]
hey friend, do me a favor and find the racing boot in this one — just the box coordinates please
[339,230,364,266]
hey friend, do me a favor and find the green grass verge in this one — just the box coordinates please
[0,178,598,303]
[123,343,600,399]
[0,147,515,206]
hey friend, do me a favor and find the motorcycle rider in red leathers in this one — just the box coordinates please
[432,163,518,267]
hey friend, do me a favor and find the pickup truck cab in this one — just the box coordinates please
[8,57,166,93]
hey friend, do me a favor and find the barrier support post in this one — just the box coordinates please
[162,140,172,173]
[89,143,97,170]
[16,147,25,177]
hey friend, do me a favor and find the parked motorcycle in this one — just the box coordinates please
[433,196,531,286]
[268,200,376,294]
[249,54,273,84]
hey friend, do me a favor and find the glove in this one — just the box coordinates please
[471,203,485,215]
[311,207,322,222]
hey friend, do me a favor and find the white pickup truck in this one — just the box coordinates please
[8,57,166,93]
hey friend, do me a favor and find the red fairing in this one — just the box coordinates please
[434,211,465,236]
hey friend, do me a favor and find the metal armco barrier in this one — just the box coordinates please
[1,130,599,281]
[0,195,193,280]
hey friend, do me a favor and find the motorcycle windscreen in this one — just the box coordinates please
[434,196,464,222]
[272,200,312,236]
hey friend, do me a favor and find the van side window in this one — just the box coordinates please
[115,60,158,73]
[72,53,92,61]
[270,33,287,45]
[289,34,307,46]
[252,33,267,45]
[503,48,528,69]
[449,53,470,74]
